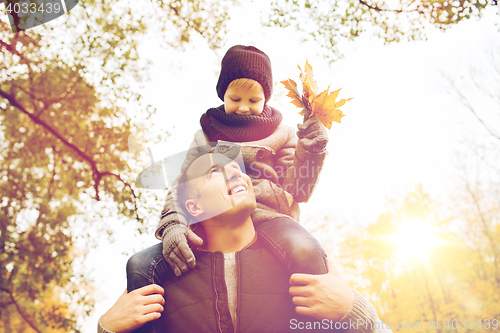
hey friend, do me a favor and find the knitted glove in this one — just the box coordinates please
[297,116,329,153]
[161,222,203,277]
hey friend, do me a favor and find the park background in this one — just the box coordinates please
[1,0,499,332]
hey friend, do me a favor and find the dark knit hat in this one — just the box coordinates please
[216,45,273,103]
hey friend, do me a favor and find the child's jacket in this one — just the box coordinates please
[155,105,326,239]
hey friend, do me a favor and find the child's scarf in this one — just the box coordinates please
[200,104,283,142]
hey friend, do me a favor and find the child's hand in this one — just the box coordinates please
[162,223,204,276]
[297,116,328,153]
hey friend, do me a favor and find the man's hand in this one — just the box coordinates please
[289,259,355,322]
[297,116,328,153]
[162,223,204,276]
[101,285,165,333]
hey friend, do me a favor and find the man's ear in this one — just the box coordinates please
[185,199,204,218]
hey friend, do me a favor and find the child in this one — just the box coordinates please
[127,45,329,292]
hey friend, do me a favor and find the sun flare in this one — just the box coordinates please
[389,218,443,262]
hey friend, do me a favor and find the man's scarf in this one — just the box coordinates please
[200,104,282,142]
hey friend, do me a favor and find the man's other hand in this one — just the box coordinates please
[101,284,165,333]
[289,259,355,322]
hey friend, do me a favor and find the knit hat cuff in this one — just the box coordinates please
[216,45,273,103]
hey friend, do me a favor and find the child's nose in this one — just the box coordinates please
[238,104,249,111]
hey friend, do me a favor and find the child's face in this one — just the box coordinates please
[223,81,265,116]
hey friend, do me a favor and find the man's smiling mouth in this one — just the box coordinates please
[229,185,247,195]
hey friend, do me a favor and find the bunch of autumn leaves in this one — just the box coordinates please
[281,61,353,130]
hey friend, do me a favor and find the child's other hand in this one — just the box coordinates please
[297,116,328,153]
[162,223,203,276]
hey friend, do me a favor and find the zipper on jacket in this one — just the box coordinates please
[212,252,223,333]
[234,252,240,333]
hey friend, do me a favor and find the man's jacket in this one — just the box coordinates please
[157,239,379,333]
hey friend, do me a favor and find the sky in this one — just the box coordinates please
[4,1,498,331]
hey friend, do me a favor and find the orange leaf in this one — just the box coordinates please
[282,60,353,129]
[302,81,315,108]
[304,60,314,78]
[281,79,304,108]
[298,107,310,116]
[281,79,299,95]
[288,93,305,108]
[304,60,318,93]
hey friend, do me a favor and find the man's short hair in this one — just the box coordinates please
[176,164,200,219]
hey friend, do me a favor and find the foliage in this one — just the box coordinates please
[281,60,353,129]
[267,0,493,61]
[337,187,500,331]
[0,26,138,332]
[0,0,235,331]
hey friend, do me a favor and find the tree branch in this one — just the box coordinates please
[0,88,99,172]
[0,40,31,64]
[166,2,213,44]
[464,183,500,287]
[0,287,43,333]
[0,88,139,207]
[443,74,500,141]
[100,171,142,222]
[358,0,425,14]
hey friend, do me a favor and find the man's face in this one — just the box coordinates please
[184,153,256,221]
[223,80,265,116]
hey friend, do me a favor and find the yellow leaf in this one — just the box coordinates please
[314,110,335,130]
[311,87,329,117]
[282,60,353,129]
[304,60,314,78]
[322,88,341,110]
[305,60,319,93]
[333,109,345,123]
[315,108,345,129]
[335,97,354,109]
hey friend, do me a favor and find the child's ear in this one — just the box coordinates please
[185,199,203,218]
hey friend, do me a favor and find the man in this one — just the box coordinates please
[99,152,391,333]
